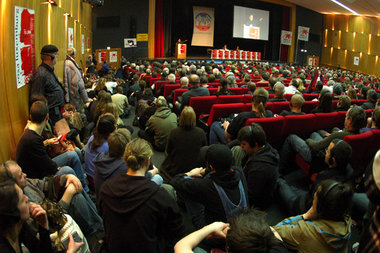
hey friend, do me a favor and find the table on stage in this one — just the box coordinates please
[211,49,261,61]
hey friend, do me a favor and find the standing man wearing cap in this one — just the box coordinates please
[30,44,65,126]
[64,47,91,113]
[170,144,248,230]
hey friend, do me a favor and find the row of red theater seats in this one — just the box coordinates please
[168,86,320,104]
[189,96,368,123]
[246,110,379,179]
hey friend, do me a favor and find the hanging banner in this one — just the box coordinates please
[15,6,35,89]
[298,26,310,41]
[81,34,85,54]
[68,27,74,48]
[354,56,359,66]
[99,52,106,63]
[109,51,117,63]
[281,30,292,46]
[191,6,214,47]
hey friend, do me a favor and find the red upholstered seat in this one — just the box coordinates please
[208,88,218,95]
[245,116,285,144]
[149,77,160,86]
[337,111,347,129]
[283,114,316,139]
[217,95,244,104]
[256,82,269,87]
[155,80,169,94]
[189,96,217,121]
[303,93,319,101]
[284,94,293,101]
[314,112,340,132]
[173,88,189,104]
[343,131,375,177]
[271,102,290,114]
[302,101,318,113]
[207,103,245,126]
[163,84,180,98]
[351,99,367,106]
[243,94,253,103]
[228,87,243,95]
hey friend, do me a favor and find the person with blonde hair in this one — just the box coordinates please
[98,138,185,253]
[160,106,207,182]
[209,87,273,145]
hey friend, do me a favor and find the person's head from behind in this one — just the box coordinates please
[226,209,278,253]
[67,47,76,58]
[318,91,333,113]
[370,107,380,128]
[180,76,189,87]
[179,106,196,129]
[324,139,352,170]
[124,138,153,172]
[138,80,146,91]
[219,78,228,90]
[168,73,176,83]
[337,95,351,110]
[103,102,119,120]
[206,144,233,173]
[268,77,277,89]
[189,74,200,87]
[252,88,269,118]
[273,82,285,98]
[30,100,48,124]
[346,87,357,100]
[345,105,366,132]
[156,96,168,109]
[367,89,378,104]
[108,128,131,158]
[92,113,117,152]
[315,81,323,92]
[238,124,266,155]
[247,81,256,93]
[290,94,304,110]
[115,85,124,95]
[333,83,343,96]
[0,178,29,235]
[314,180,353,221]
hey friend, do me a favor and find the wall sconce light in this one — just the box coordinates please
[64,12,70,17]
[48,0,57,6]
[74,20,79,23]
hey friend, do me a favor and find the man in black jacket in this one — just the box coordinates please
[236,123,280,210]
[30,45,65,126]
[170,144,248,229]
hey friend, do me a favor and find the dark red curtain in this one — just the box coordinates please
[280,7,290,62]
[155,0,164,58]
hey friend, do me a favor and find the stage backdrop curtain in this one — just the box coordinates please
[155,0,164,58]
[280,7,290,62]
[162,0,172,57]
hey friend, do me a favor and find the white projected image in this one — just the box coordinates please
[233,5,269,41]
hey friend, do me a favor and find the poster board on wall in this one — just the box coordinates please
[95,48,121,71]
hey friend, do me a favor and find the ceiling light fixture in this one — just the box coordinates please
[330,0,359,15]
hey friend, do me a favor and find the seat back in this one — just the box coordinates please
[302,101,318,113]
[173,89,189,104]
[163,84,180,98]
[271,102,290,114]
[303,93,319,101]
[343,131,374,177]
[217,95,244,104]
[208,88,218,95]
[245,116,285,144]
[189,96,218,120]
[228,88,243,95]
[283,114,316,138]
[243,94,253,103]
[155,80,169,94]
[207,103,245,126]
[314,112,340,132]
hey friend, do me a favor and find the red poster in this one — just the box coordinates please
[218,50,224,59]
[224,50,229,59]
[101,52,106,62]
[212,50,217,59]
[229,50,235,59]
[15,6,35,89]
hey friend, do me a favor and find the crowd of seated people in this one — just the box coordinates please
[5,49,380,253]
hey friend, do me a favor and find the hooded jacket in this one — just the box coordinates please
[146,106,177,151]
[98,174,184,253]
[170,167,248,226]
[243,143,280,209]
[93,152,127,196]
[274,215,351,253]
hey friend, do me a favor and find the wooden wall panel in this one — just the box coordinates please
[322,14,380,77]
[0,0,92,162]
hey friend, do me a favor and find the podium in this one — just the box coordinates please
[176,43,187,59]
